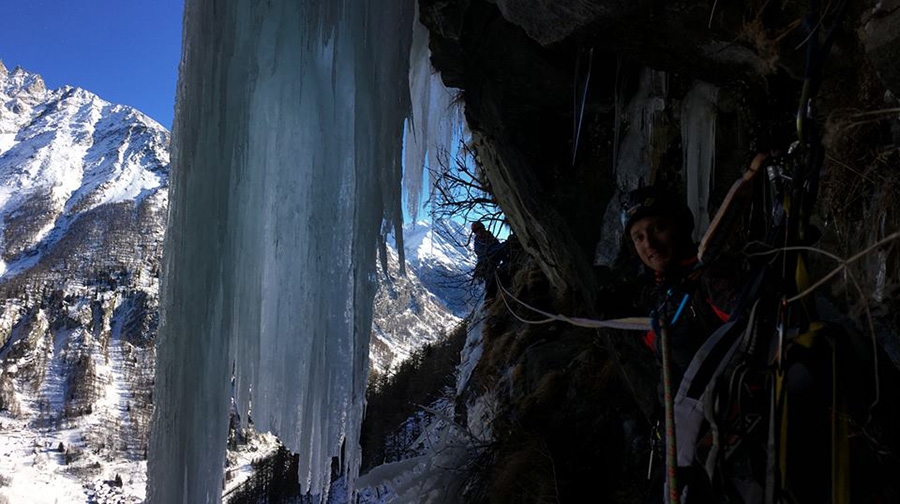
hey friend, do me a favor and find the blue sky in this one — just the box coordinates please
[0,0,184,129]
[0,1,500,230]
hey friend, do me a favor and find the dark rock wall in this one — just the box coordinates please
[422,0,619,309]
[862,0,900,95]
[419,0,900,501]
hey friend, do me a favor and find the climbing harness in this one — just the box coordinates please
[638,142,769,501]
[761,2,854,502]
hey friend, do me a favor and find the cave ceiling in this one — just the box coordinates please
[418,0,899,310]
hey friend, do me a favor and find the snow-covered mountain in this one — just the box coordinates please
[0,61,169,278]
[367,220,479,373]
[0,61,464,502]
[0,60,169,503]
[397,220,477,317]
[364,217,487,375]
[369,244,461,375]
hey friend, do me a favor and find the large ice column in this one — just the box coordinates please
[147,1,414,502]
[681,81,719,242]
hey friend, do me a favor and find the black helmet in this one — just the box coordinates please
[621,186,694,237]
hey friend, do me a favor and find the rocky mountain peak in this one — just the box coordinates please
[0,60,168,498]
[370,243,461,375]
[1,62,46,99]
[0,62,170,277]
[1,63,52,155]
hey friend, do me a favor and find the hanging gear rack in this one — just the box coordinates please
[762,1,850,502]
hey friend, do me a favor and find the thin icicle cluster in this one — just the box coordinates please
[147,1,421,501]
[681,82,719,242]
[403,7,461,221]
[595,69,668,267]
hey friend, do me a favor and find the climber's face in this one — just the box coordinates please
[630,215,682,272]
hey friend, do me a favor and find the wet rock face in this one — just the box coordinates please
[488,0,620,45]
[863,0,900,95]
[420,0,615,305]
[478,0,802,79]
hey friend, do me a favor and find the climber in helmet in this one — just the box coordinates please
[623,186,737,381]
[623,185,749,501]
[623,187,697,275]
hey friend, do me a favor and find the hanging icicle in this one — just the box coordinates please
[403,4,461,222]
[681,81,720,242]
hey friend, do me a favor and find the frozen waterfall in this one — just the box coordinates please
[146,0,451,501]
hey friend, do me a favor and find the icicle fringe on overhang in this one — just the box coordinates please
[403,4,460,223]
[595,69,667,267]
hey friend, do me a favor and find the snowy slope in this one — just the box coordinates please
[0,61,47,154]
[367,219,477,374]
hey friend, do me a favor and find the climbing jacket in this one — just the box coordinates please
[643,256,738,390]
